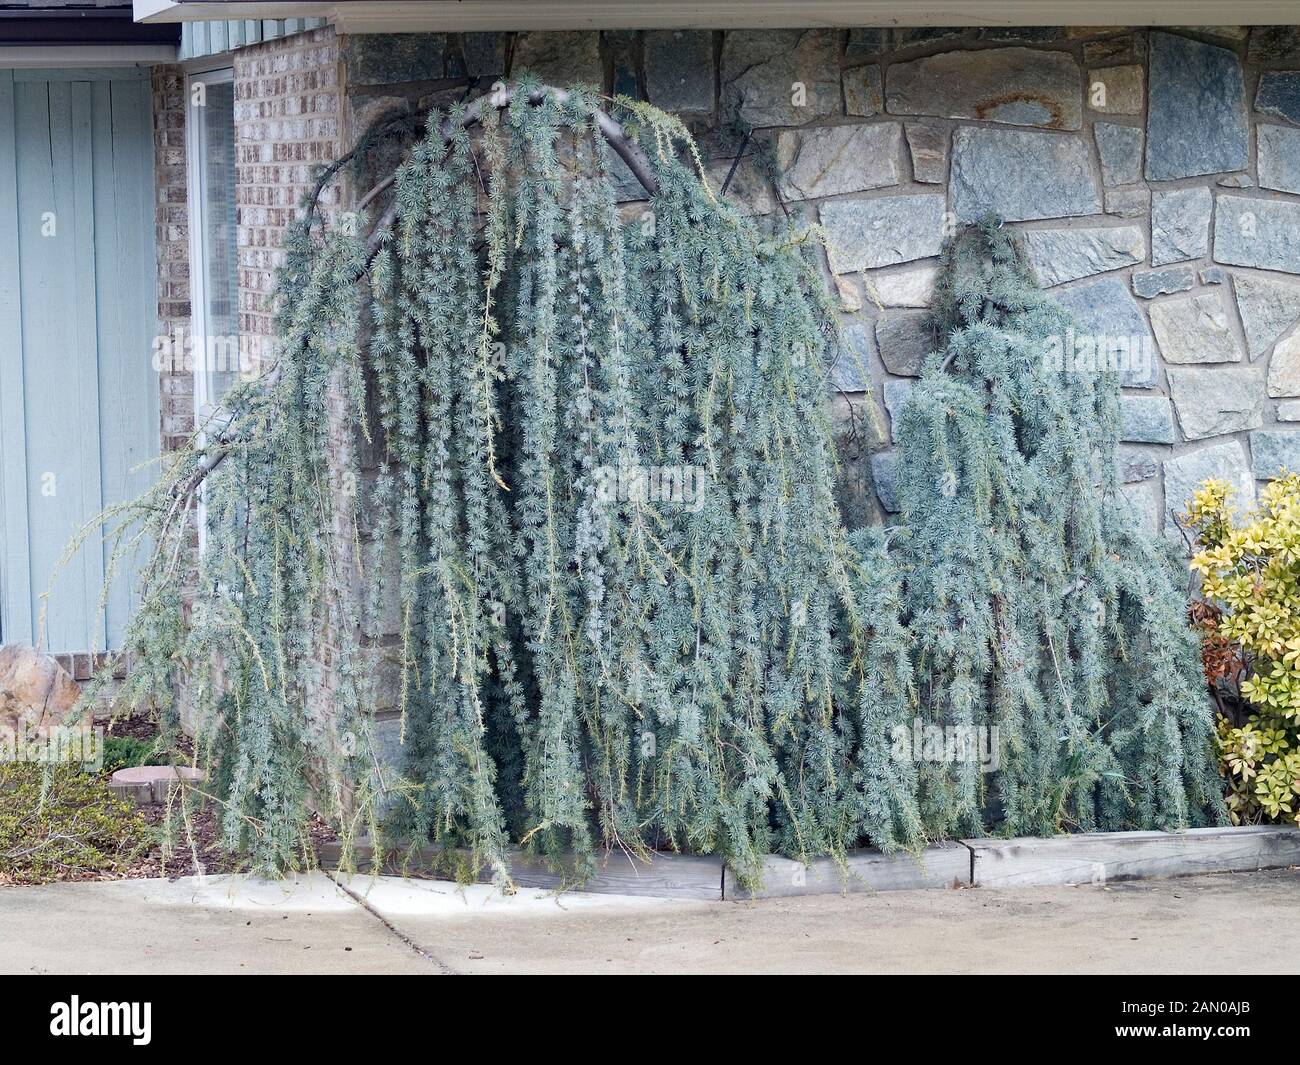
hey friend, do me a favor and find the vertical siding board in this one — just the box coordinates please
[0,69,33,644]
[15,80,78,649]
[95,78,158,647]
[69,80,106,652]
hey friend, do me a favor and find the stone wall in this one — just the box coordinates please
[338,25,1300,537]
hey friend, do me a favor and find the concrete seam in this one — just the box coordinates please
[326,871,461,975]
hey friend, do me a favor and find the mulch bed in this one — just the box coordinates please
[0,712,339,886]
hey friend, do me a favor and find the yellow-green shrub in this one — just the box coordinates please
[1185,474,1300,825]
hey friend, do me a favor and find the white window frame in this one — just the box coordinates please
[184,64,237,551]
[184,63,236,425]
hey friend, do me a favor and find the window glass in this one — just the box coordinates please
[189,72,240,415]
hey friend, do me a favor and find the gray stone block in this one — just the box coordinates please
[821,194,946,273]
[1088,64,1143,115]
[828,321,875,392]
[1149,293,1242,364]
[1132,268,1194,299]
[875,310,935,375]
[1258,123,1300,196]
[646,30,714,112]
[843,64,883,117]
[1214,196,1300,274]
[882,378,914,440]
[773,123,900,201]
[1255,71,1300,126]
[461,32,505,77]
[721,30,840,127]
[1167,366,1264,440]
[1120,395,1177,444]
[951,126,1100,221]
[1053,278,1159,388]
[512,30,602,85]
[1119,451,1158,482]
[904,124,948,183]
[1233,273,1300,358]
[871,450,900,513]
[844,28,887,63]
[1251,429,1300,479]
[1151,187,1212,265]
[1121,481,1159,535]
[866,264,937,308]
[1146,32,1248,180]
[344,33,445,85]
[1163,440,1255,529]
[1248,27,1300,63]
[1268,333,1300,397]
[885,47,1082,129]
[1104,186,1149,219]
[1023,226,1145,287]
[1093,122,1143,185]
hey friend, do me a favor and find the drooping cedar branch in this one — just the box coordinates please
[176,83,660,498]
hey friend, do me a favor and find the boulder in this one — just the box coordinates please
[0,644,82,737]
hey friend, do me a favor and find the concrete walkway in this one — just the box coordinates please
[1,867,1297,974]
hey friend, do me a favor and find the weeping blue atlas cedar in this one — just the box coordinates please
[71,86,1223,887]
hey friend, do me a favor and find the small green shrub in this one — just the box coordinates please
[0,764,152,884]
[1186,474,1300,825]
[100,736,166,776]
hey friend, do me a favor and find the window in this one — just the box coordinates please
[185,67,240,420]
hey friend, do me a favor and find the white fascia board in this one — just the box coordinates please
[135,0,1300,30]
[135,2,332,22]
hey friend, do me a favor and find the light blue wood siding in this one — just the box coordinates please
[0,69,159,654]
[179,17,326,61]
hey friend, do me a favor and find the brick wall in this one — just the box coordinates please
[233,25,343,340]
[151,64,194,455]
